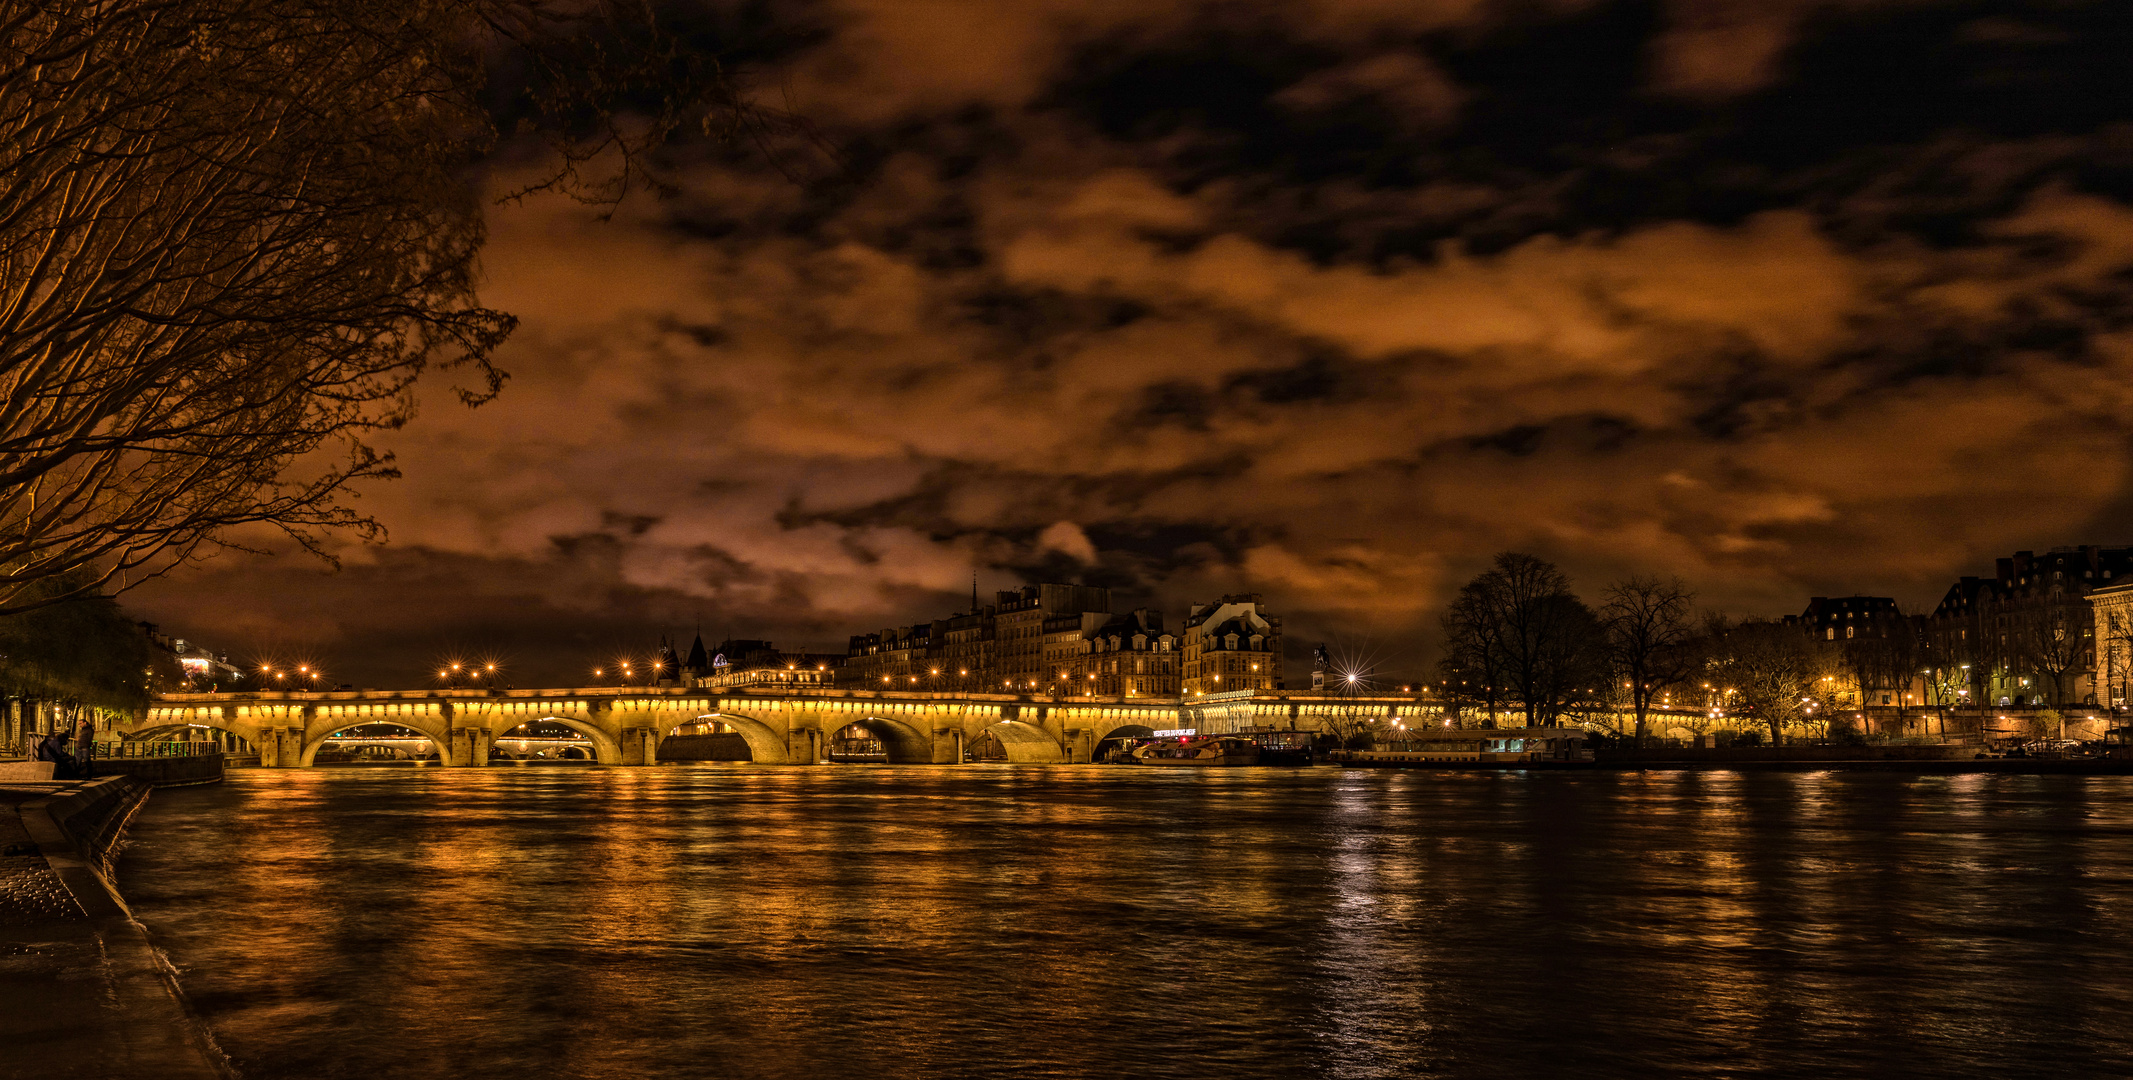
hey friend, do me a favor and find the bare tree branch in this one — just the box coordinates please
[0,1,771,614]
[1599,574,1695,746]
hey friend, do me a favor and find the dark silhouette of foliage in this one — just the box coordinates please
[1440,552,1605,727]
[1698,616,1842,747]
[0,576,178,716]
[1599,575,1697,746]
[0,1,780,614]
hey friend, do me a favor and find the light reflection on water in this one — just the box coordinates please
[119,767,2133,1079]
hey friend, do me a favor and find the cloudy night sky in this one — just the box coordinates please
[129,0,2133,687]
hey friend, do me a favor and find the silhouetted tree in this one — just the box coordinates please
[1599,575,1696,746]
[1700,616,1841,746]
[0,1,776,614]
[2011,585,2088,708]
[1441,552,1604,727]
[1437,600,1507,726]
[1917,615,1975,709]
[1838,618,1919,712]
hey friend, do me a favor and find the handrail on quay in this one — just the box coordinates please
[92,740,222,759]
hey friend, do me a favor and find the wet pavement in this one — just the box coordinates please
[0,779,227,1080]
[0,785,87,926]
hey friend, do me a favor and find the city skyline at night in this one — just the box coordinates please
[109,1,2133,692]
[9,5,2133,1080]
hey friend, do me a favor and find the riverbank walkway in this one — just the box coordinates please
[0,777,228,1080]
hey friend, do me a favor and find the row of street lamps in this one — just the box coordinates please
[590,657,669,687]
[244,662,323,689]
[435,661,500,688]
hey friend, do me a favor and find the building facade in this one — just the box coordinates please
[837,584,1284,701]
[1062,609,1180,698]
[2090,580,2133,712]
[1181,595,1283,696]
[1929,547,2132,708]
[1798,595,1904,642]
[995,584,1111,689]
[694,638,841,691]
[842,583,1111,693]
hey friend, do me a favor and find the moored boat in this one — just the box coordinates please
[1133,735,1260,766]
[1330,725,1594,769]
[1249,730,1318,766]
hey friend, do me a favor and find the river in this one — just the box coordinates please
[117,766,2133,1079]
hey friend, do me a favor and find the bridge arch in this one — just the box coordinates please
[300,717,455,767]
[978,719,1064,764]
[836,714,933,764]
[494,715,621,765]
[1093,723,1157,761]
[677,710,791,765]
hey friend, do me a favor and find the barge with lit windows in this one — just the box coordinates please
[1330,725,1595,769]
[1133,735,1261,766]
[1248,729,1318,766]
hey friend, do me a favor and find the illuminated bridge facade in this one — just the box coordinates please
[124,686,1423,767]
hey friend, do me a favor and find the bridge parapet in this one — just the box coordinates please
[125,686,1428,766]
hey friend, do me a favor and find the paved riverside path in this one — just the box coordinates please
[0,780,229,1080]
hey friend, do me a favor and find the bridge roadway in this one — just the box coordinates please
[126,686,1419,767]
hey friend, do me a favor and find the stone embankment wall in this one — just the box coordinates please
[39,774,154,879]
[1596,745,1971,764]
[91,753,225,788]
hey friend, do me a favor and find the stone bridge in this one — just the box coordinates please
[124,686,1423,767]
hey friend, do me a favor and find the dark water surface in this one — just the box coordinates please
[119,767,2133,1079]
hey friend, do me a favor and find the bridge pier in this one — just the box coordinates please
[453,727,491,767]
[259,727,302,768]
[790,708,831,764]
[620,727,660,765]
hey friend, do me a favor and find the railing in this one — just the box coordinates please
[92,740,222,759]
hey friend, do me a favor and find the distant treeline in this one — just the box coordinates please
[1435,552,2056,745]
